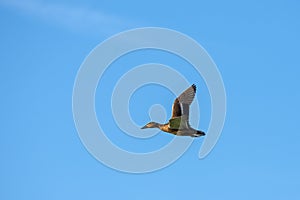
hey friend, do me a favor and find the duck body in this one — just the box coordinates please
[141,120,205,137]
[160,124,205,137]
[141,84,205,138]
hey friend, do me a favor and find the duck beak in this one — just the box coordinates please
[141,125,148,129]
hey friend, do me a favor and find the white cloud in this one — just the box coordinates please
[0,0,137,35]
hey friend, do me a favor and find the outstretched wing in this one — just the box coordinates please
[171,84,196,119]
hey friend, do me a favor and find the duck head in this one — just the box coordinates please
[141,122,160,129]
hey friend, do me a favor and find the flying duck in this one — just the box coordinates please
[141,84,205,137]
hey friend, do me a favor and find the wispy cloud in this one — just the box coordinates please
[0,0,138,36]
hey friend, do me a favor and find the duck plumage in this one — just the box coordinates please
[141,84,205,137]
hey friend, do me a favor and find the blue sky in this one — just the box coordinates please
[1,0,300,199]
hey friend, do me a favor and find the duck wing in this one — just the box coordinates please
[171,84,196,120]
[168,116,189,130]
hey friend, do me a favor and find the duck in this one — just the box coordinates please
[141,84,205,137]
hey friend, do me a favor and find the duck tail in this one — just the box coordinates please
[194,130,205,137]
